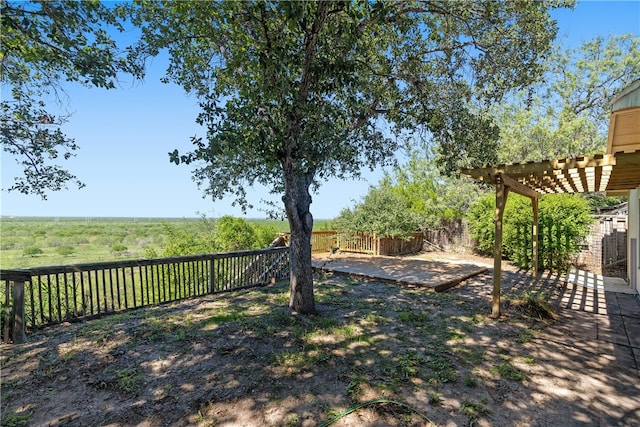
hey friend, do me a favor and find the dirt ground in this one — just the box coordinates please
[2,253,639,426]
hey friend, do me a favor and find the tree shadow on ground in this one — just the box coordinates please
[448,267,640,425]
[2,269,639,426]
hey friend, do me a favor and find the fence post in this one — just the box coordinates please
[374,233,379,255]
[12,280,26,344]
[208,256,214,294]
[3,281,10,343]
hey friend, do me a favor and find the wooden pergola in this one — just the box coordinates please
[461,79,640,318]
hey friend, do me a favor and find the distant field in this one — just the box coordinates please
[0,216,327,269]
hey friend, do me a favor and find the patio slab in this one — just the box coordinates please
[312,252,487,292]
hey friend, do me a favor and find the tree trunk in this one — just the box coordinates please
[282,159,316,315]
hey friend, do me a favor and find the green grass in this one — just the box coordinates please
[0,216,338,269]
[491,361,527,381]
[461,398,490,422]
[0,216,301,269]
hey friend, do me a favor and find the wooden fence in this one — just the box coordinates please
[0,247,289,343]
[284,231,423,255]
[424,220,472,252]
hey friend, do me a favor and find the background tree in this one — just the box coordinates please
[494,34,640,164]
[1,0,136,198]
[337,149,488,236]
[162,215,278,256]
[129,0,567,314]
[332,182,420,238]
[386,150,487,229]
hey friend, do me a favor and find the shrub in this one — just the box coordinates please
[332,185,420,238]
[56,245,75,256]
[162,216,279,256]
[465,195,496,256]
[214,216,259,251]
[467,193,592,271]
[23,246,43,257]
[111,244,128,254]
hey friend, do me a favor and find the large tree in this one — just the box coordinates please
[494,34,640,163]
[129,0,566,314]
[1,0,135,198]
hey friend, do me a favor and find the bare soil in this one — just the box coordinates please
[2,254,639,427]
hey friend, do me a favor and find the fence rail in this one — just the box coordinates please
[285,231,424,255]
[282,231,337,253]
[335,232,423,255]
[1,247,290,343]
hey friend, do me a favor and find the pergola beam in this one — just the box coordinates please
[501,173,539,200]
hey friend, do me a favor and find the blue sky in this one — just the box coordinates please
[1,1,639,220]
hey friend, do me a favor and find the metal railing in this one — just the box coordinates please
[1,247,290,343]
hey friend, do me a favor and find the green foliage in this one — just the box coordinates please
[495,34,640,164]
[387,151,488,229]
[22,246,43,257]
[161,221,213,256]
[55,245,75,256]
[162,216,278,256]
[1,1,136,198]
[461,399,491,422]
[491,362,527,382]
[1,217,284,269]
[508,291,556,320]
[110,244,128,254]
[332,184,419,238]
[114,367,144,394]
[467,193,592,271]
[334,151,488,234]
[130,1,562,195]
[465,196,497,256]
[218,216,278,250]
[584,193,627,213]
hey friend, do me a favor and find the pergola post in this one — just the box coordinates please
[532,197,539,278]
[492,176,509,318]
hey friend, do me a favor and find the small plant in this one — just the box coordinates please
[22,246,42,257]
[143,246,158,258]
[463,374,478,387]
[518,328,536,343]
[428,392,442,405]
[347,376,365,403]
[424,352,457,384]
[509,292,556,320]
[398,310,430,324]
[461,399,490,422]
[284,414,300,427]
[116,368,144,394]
[1,410,33,427]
